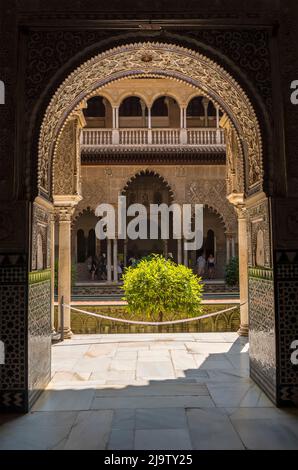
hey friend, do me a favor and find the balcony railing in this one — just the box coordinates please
[81,127,225,148]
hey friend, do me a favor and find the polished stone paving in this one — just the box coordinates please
[1,333,298,450]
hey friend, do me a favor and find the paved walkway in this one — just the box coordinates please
[1,333,298,450]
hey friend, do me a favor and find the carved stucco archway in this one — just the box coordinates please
[121,169,175,202]
[37,42,263,199]
[186,179,238,233]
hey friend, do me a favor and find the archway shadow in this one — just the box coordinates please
[0,334,297,450]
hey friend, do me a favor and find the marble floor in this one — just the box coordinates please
[1,333,298,450]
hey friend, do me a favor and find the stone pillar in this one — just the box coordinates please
[231,236,236,258]
[180,106,187,144]
[147,107,152,144]
[113,238,118,282]
[57,207,73,338]
[183,240,188,267]
[115,106,119,129]
[177,238,182,264]
[124,239,128,267]
[202,97,209,127]
[226,235,231,264]
[147,107,152,129]
[216,105,220,128]
[112,107,119,144]
[163,239,168,258]
[107,238,112,281]
[141,100,146,128]
[50,213,56,334]
[180,106,184,128]
[216,105,221,143]
[237,207,249,336]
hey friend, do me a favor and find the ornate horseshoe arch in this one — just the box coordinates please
[37,42,263,198]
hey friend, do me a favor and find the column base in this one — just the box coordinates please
[51,328,60,342]
[58,327,73,339]
[238,324,249,337]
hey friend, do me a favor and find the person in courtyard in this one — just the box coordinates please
[89,255,97,281]
[196,254,206,277]
[207,253,216,279]
[117,260,123,281]
[129,255,137,267]
[97,253,107,280]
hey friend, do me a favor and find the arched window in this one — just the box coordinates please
[187,96,205,117]
[205,229,215,258]
[151,96,169,116]
[87,229,96,257]
[83,96,106,117]
[119,96,143,116]
[208,101,217,117]
[77,229,86,263]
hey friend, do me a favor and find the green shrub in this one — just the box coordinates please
[225,257,239,287]
[54,259,77,289]
[121,254,204,321]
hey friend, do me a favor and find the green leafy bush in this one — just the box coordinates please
[122,254,204,321]
[225,257,239,287]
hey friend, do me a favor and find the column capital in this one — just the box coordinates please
[202,97,209,108]
[235,205,247,219]
[56,207,73,222]
[53,194,82,221]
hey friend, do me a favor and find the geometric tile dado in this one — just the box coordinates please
[275,251,298,406]
[28,272,52,408]
[0,255,28,412]
[248,271,277,404]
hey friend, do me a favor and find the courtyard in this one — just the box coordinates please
[1,333,298,450]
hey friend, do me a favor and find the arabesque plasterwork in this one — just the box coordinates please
[38,42,263,197]
[187,179,237,232]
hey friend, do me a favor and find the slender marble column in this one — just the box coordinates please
[50,213,56,334]
[147,107,152,144]
[163,240,168,259]
[113,238,118,282]
[183,240,188,267]
[57,207,73,338]
[180,107,187,144]
[231,236,236,258]
[237,207,249,336]
[226,235,231,264]
[202,97,209,127]
[112,107,119,144]
[216,106,221,143]
[107,238,112,281]
[177,238,182,264]
[124,239,128,267]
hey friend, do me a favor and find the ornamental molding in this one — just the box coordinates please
[187,179,237,232]
[37,42,263,197]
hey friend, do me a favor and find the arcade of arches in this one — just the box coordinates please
[1,39,298,414]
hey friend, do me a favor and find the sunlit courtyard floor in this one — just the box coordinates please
[1,333,298,450]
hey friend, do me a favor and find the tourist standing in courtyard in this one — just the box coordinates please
[197,254,206,277]
[89,255,97,281]
[207,254,216,279]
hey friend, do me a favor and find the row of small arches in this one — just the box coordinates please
[84,95,219,119]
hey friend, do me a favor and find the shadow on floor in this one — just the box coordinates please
[0,334,298,450]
